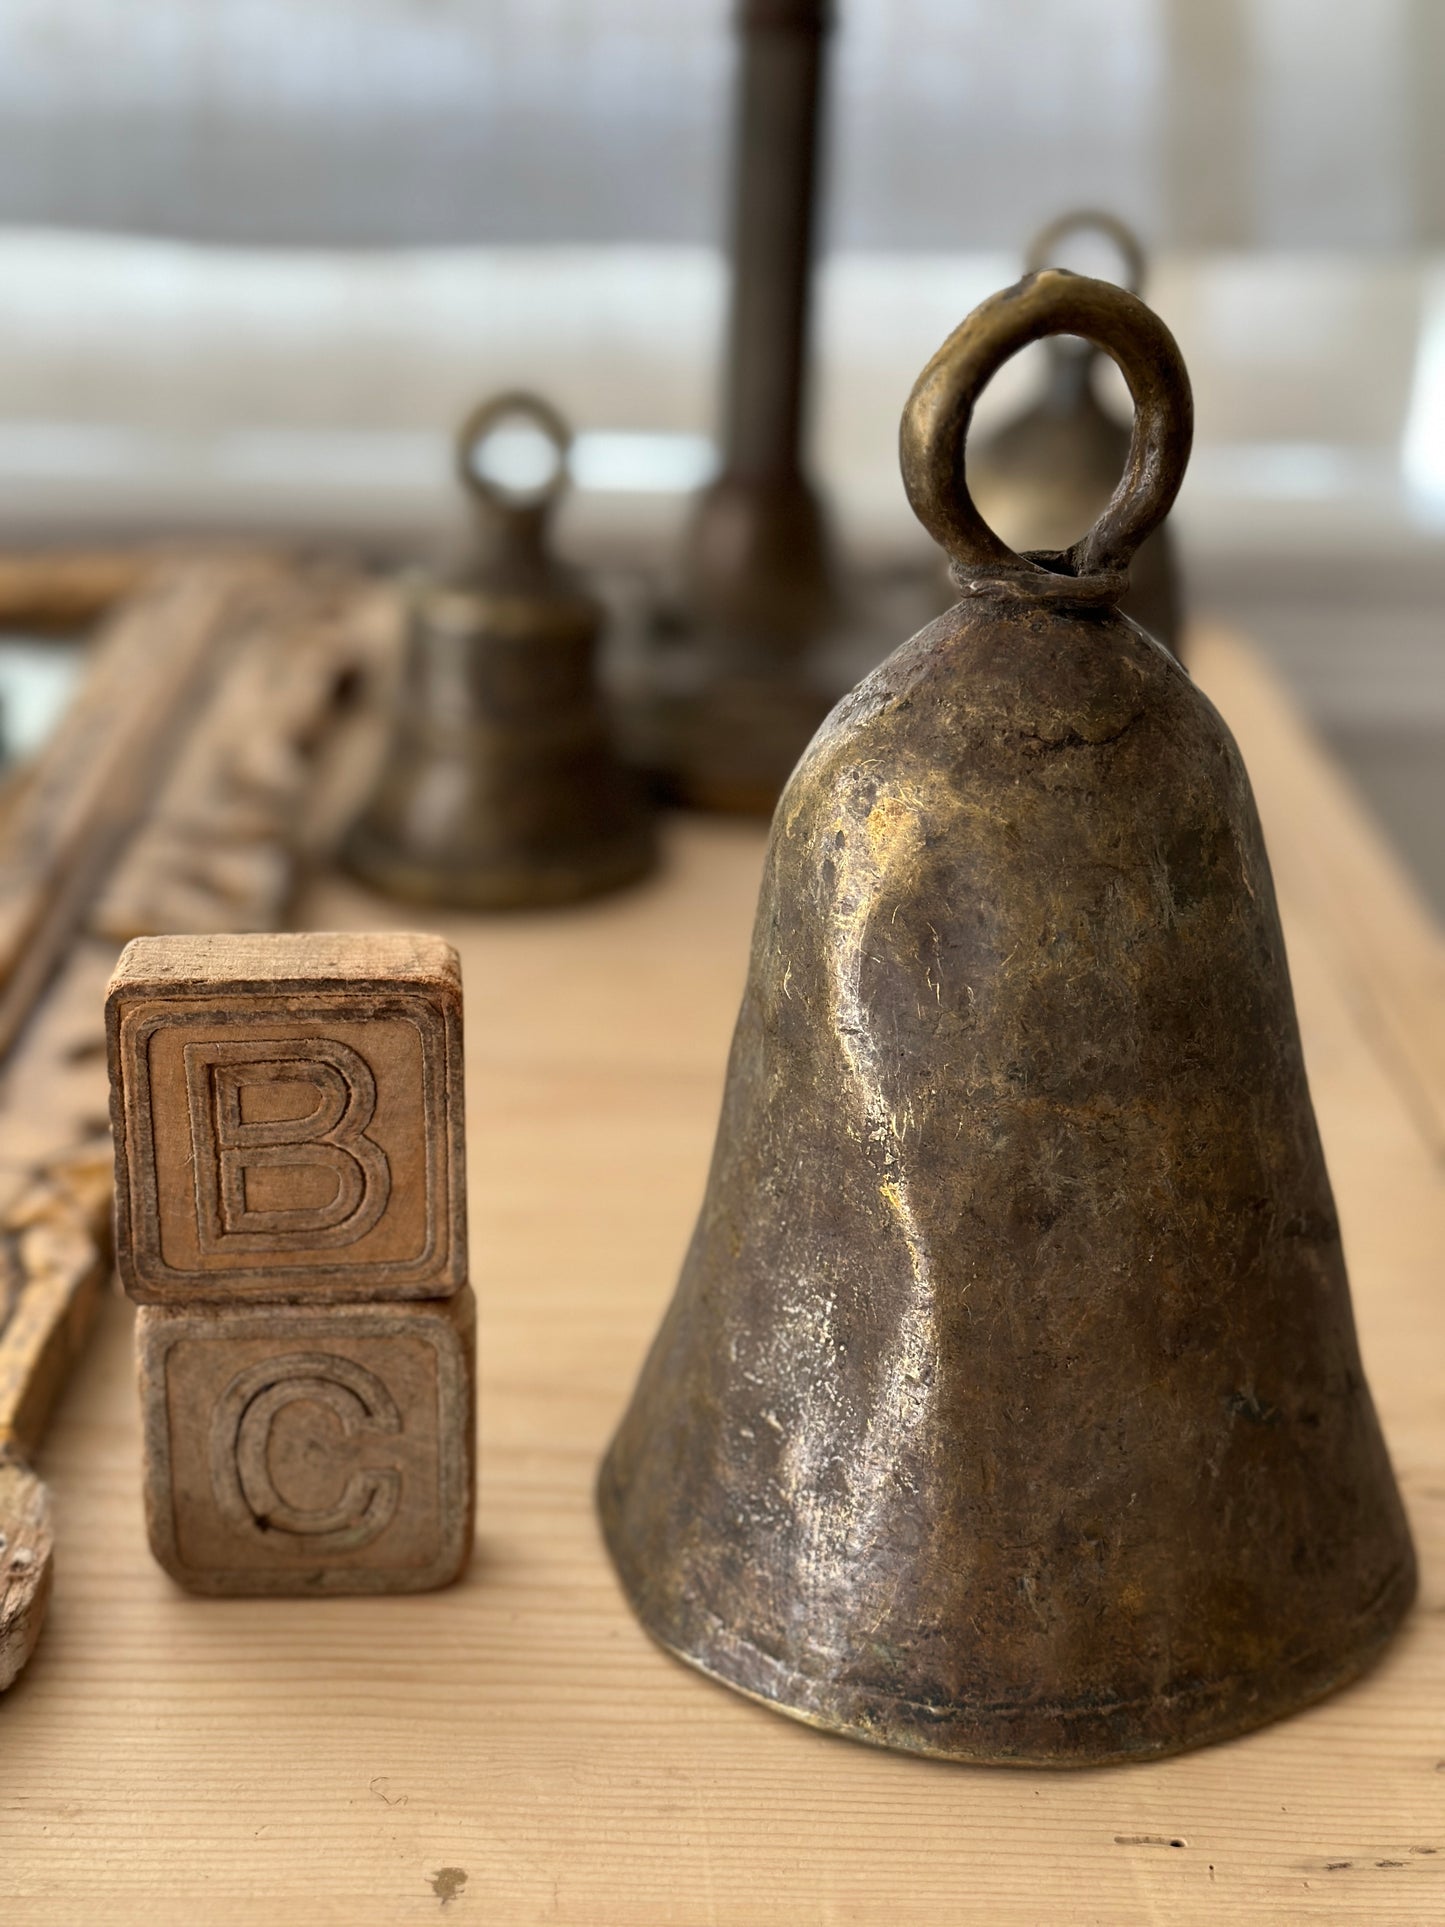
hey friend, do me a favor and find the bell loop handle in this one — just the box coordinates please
[455,390,573,539]
[1025,209,1146,297]
[899,269,1193,587]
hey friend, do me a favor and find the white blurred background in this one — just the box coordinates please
[0,0,1438,900]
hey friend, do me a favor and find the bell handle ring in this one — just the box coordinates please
[900,269,1192,587]
[455,390,573,552]
[1025,209,1146,296]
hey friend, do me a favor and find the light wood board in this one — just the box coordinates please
[2,623,1443,1925]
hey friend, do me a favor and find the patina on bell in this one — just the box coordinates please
[966,211,1184,659]
[599,271,1415,1766]
[345,392,653,909]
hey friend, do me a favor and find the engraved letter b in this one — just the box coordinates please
[185,1039,392,1255]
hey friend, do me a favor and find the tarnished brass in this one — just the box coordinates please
[965,212,1184,659]
[600,271,1415,1766]
[627,0,839,815]
[345,394,653,909]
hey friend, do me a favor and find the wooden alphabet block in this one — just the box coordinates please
[107,933,466,1304]
[137,1288,475,1594]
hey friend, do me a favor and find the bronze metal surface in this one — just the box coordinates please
[599,271,1415,1765]
[345,394,654,909]
[628,0,838,815]
[965,212,1184,659]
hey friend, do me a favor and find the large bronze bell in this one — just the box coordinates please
[599,271,1414,1766]
[965,212,1184,659]
[345,393,654,910]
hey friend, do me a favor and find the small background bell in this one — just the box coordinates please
[345,392,654,910]
[962,211,1185,660]
[600,270,1413,1767]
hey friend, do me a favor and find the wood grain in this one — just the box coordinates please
[2,623,1443,1924]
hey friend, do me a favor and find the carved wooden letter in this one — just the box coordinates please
[137,1290,475,1594]
[107,932,474,1596]
[106,933,466,1304]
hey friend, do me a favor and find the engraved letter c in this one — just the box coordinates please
[210,1352,402,1551]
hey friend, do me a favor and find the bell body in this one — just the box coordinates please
[600,591,1414,1764]
[970,348,1183,657]
[346,578,653,910]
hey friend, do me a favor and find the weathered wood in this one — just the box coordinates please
[137,1287,475,1596]
[0,549,161,632]
[107,933,467,1304]
[0,1450,51,1691]
[0,559,274,1054]
[0,558,385,1689]
[90,578,389,943]
[0,1152,113,1458]
[0,1141,107,1691]
[0,943,150,1511]
[111,930,474,1599]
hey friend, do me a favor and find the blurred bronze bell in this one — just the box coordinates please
[600,271,1414,1766]
[345,393,654,909]
[964,211,1185,660]
[623,0,840,817]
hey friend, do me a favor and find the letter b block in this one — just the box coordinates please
[107,933,466,1303]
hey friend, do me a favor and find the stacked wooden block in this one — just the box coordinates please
[106,933,475,1594]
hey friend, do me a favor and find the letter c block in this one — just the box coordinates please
[107,934,467,1303]
[138,1290,475,1594]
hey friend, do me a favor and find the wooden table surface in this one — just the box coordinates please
[4,626,1443,1925]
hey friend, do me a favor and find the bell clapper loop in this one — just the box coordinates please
[900,269,1193,595]
[1024,208,1146,296]
[454,390,573,570]
[1025,209,1147,407]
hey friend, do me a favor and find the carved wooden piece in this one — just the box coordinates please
[137,1287,475,1595]
[0,549,160,632]
[0,1450,51,1690]
[108,933,466,1305]
[91,576,390,942]
[0,565,259,1059]
[0,1149,113,1455]
[0,558,383,1687]
[110,931,474,1598]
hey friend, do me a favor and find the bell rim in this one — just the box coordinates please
[340,823,656,912]
[597,1456,1416,1768]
